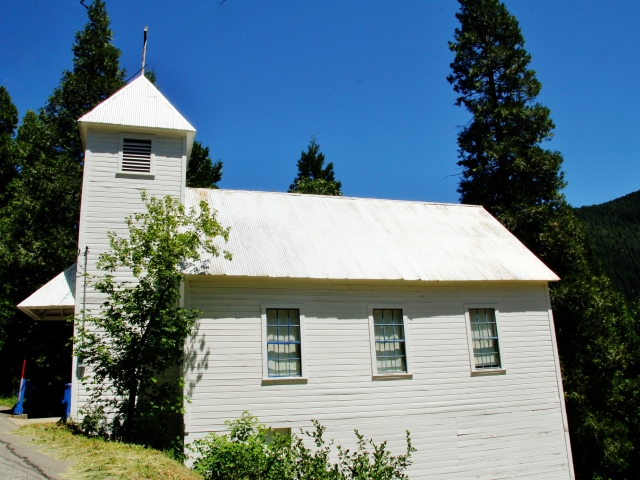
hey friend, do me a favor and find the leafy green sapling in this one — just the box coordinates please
[75,192,230,444]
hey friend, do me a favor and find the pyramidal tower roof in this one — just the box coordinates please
[78,75,196,145]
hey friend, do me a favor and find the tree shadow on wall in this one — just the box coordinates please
[184,318,210,408]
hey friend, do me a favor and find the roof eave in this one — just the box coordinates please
[17,305,42,321]
[78,121,195,157]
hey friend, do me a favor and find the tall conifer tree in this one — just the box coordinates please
[448,0,640,476]
[187,142,223,189]
[0,87,19,359]
[289,135,342,195]
[0,87,18,205]
[43,0,125,165]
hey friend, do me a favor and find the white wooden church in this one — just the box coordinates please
[18,75,575,478]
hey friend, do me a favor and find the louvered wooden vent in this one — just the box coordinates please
[121,138,152,173]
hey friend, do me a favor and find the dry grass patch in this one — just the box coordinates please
[14,422,201,480]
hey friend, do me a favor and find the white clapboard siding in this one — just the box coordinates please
[72,128,187,415]
[185,276,572,479]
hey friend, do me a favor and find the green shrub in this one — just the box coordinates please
[0,395,17,408]
[190,412,415,480]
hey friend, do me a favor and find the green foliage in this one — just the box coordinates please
[289,136,342,195]
[0,0,223,401]
[337,428,415,480]
[447,0,566,218]
[0,395,17,408]
[187,141,224,189]
[0,86,18,205]
[0,0,124,398]
[42,0,125,165]
[574,190,640,303]
[75,192,231,445]
[190,412,415,480]
[0,108,78,397]
[448,0,640,477]
[144,69,157,86]
[0,87,19,357]
[190,413,276,480]
[3,111,81,289]
[291,177,343,196]
[0,87,18,138]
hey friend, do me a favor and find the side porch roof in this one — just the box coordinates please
[17,264,76,321]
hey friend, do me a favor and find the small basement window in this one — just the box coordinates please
[265,427,291,445]
[120,137,153,174]
[468,308,501,369]
[373,309,407,374]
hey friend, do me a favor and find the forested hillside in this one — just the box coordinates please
[575,190,640,303]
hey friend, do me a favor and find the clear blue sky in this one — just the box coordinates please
[2,0,639,207]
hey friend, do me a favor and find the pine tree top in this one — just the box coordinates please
[43,0,125,164]
[448,0,540,110]
[0,87,18,139]
[448,0,565,216]
[289,136,342,195]
[293,136,337,183]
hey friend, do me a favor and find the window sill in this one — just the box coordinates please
[262,377,308,385]
[372,373,413,381]
[471,369,506,377]
[115,172,155,180]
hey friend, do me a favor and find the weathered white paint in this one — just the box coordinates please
[185,188,559,282]
[184,276,573,479]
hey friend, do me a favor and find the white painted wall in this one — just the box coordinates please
[185,276,573,479]
[72,126,187,416]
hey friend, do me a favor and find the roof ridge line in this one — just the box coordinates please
[186,187,478,208]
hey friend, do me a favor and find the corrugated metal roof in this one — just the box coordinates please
[18,264,76,320]
[186,189,559,282]
[78,75,195,132]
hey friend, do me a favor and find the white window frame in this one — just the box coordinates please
[117,133,156,177]
[367,304,413,380]
[464,303,506,376]
[260,303,307,385]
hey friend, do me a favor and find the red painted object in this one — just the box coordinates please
[14,360,27,415]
